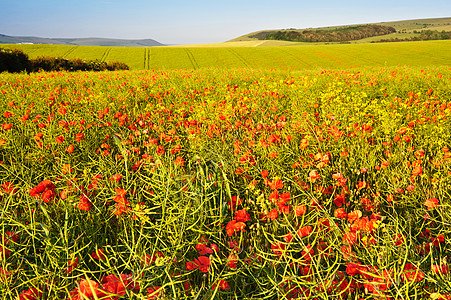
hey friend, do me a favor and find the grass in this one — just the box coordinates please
[2,40,451,70]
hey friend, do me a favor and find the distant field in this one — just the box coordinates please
[2,40,451,70]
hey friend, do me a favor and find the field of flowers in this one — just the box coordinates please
[0,66,451,299]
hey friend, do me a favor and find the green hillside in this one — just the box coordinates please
[230,17,451,43]
[2,39,451,70]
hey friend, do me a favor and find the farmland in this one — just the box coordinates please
[1,64,451,299]
[1,35,451,299]
[1,39,451,70]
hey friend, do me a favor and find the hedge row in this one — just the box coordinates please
[0,48,130,73]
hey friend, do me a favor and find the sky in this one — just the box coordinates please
[1,0,450,45]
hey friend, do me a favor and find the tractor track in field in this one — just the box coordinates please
[184,49,199,69]
[144,48,152,69]
[279,48,314,69]
[100,48,111,62]
[62,46,77,58]
[226,49,252,68]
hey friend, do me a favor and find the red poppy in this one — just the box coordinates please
[334,208,347,219]
[234,209,250,222]
[412,165,422,176]
[267,208,279,220]
[75,133,84,142]
[29,180,57,203]
[2,123,12,130]
[55,136,64,144]
[174,156,185,166]
[193,256,211,273]
[227,196,242,211]
[271,242,285,257]
[147,286,163,299]
[297,225,312,238]
[18,287,43,300]
[79,279,99,298]
[346,262,367,276]
[78,195,92,211]
[402,263,424,282]
[92,249,106,260]
[98,274,127,297]
[212,279,230,290]
[195,243,213,255]
[227,254,238,269]
[269,189,279,203]
[269,178,283,190]
[425,197,439,210]
[294,205,307,216]
[308,170,320,183]
[226,220,246,236]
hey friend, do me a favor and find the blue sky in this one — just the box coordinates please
[1,0,450,44]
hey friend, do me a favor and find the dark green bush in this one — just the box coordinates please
[0,48,30,73]
[106,61,130,71]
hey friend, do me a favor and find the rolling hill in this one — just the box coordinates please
[229,17,451,44]
[0,34,165,47]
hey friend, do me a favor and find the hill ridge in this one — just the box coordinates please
[0,34,165,47]
[229,17,451,43]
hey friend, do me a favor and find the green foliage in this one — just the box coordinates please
[0,48,29,73]
[264,25,397,42]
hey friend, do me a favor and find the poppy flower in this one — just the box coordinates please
[79,279,99,298]
[2,123,12,130]
[334,208,347,219]
[425,197,439,210]
[234,209,250,222]
[271,242,285,257]
[297,225,312,238]
[227,254,238,269]
[269,178,283,190]
[226,220,246,236]
[193,256,211,273]
[78,195,92,211]
[195,243,213,255]
[227,196,242,211]
[294,205,306,216]
[267,208,278,220]
[308,170,320,183]
[75,133,84,142]
[412,165,422,176]
[66,144,75,153]
[92,249,106,260]
[402,263,424,282]
[212,279,230,290]
[18,287,43,300]
[174,156,185,166]
[346,262,367,276]
[98,274,129,297]
[147,286,163,299]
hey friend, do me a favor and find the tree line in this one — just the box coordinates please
[372,30,451,43]
[264,25,397,43]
